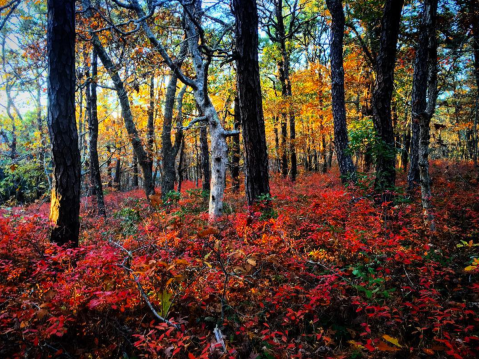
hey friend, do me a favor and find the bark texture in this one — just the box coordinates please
[372,0,405,192]
[88,48,106,216]
[231,97,241,192]
[326,0,357,183]
[232,0,271,205]
[47,0,81,246]
[408,0,434,189]
[470,0,479,167]
[416,0,439,231]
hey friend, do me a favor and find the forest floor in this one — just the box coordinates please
[1,161,479,359]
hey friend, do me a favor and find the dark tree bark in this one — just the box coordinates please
[92,35,154,196]
[106,145,113,187]
[372,0,405,192]
[326,0,357,183]
[161,73,182,198]
[88,48,106,216]
[408,0,434,189]
[402,130,411,173]
[161,74,180,198]
[132,153,139,188]
[281,114,288,177]
[114,157,121,191]
[322,134,328,173]
[274,121,281,173]
[47,0,81,246]
[470,0,479,167]
[231,96,241,192]
[82,0,154,197]
[265,0,297,180]
[232,0,270,205]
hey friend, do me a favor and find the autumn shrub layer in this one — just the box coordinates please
[1,161,479,358]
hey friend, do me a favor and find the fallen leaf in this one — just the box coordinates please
[382,334,402,348]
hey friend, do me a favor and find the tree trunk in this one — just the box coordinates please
[273,0,296,180]
[147,72,155,175]
[82,0,154,197]
[326,0,357,183]
[232,0,271,204]
[114,157,121,191]
[281,114,288,177]
[88,48,106,216]
[231,96,241,192]
[470,0,479,168]
[322,134,328,173]
[161,73,181,198]
[372,0,405,194]
[107,145,113,188]
[402,130,411,173]
[408,0,434,189]
[200,125,210,192]
[416,0,439,231]
[47,0,81,246]
[129,0,233,221]
[274,121,280,173]
[132,153,139,188]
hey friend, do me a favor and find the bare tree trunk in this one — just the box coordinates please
[82,0,154,197]
[326,0,357,183]
[281,115,288,177]
[408,0,433,189]
[89,48,106,216]
[114,157,121,191]
[107,145,113,188]
[161,73,181,198]
[132,153,139,188]
[200,125,210,192]
[233,0,270,204]
[272,0,295,180]
[470,0,479,168]
[47,0,81,246]
[372,0,405,194]
[231,96,241,192]
[128,0,236,221]
[416,0,439,231]
[322,134,328,173]
[274,121,280,173]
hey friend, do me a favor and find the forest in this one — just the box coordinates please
[0,0,479,357]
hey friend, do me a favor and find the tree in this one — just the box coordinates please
[262,0,303,181]
[413,0,439,230]
[408,0,438,189]
[232,0,271,205]
[160,44,186,199]
[231,96,241,192]
[468,0,479,167]
[47,0,81,246]
[124,0,238,220]
[82,0,155,198]
[326,0,356,183]
[88,48,106,216]
[372,0,405,193]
